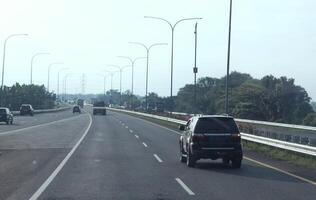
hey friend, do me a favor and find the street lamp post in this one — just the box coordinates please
[144,16,202,109]
[129,42,167,111]
[63,73,72,101]
[102,70,119,105]
[117,56,146,109]
[193,23,198,115]
[107,65,130,106]
[1,33,28,89]
[225,0,233,114]
[97,74,106,98]
[57,67,69,99]
[47,62,63,92]
[30,52,50,84]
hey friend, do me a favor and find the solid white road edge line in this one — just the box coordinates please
[0,114,83,136]
[244,156,316,186]
[153,154,163,163]
[28,114,93,200]
[142,142,148,147]
[175,178,195,195]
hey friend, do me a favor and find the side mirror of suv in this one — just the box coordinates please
[179,125,185,131]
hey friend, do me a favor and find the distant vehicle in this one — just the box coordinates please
[93,101,106,115]
[73,105,81,114]
[179,115,243,168]
[77,99,84,108]
[19,104,34,116]
[0,107,13,125]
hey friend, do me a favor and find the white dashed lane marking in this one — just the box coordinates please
[175,178,195,195]
[153,154,163,163]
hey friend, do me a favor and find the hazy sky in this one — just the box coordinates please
[0,0,315,100]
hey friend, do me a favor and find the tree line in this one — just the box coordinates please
[174,72,316,126]
[92,72,315,126]
[0,83,56,111]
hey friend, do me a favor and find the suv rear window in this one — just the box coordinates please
[0,109,7,114]
[21,105,30,109]
[194,117,239,134]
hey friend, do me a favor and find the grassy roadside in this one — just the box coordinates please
[243,140,316,169]
[112,109,316,170]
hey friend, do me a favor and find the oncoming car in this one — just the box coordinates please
[179,115,243,168]
[19,104,34,116]
[0,107,14,125]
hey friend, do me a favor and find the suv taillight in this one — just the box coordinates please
[231,133,241,142]
[192,134,205,143]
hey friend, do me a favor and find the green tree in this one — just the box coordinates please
[0,83,55,110]
[311,102,316,111]
[231,81,266,120]
[303,113,316,126]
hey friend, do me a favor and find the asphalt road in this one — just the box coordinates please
[0,108,315,200]
[0,108,74,134]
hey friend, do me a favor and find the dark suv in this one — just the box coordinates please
[0,107,13,125]
[73,105,81,114]
[179,115,242,168]
[20,104,34,116]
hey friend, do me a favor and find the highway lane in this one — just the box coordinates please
[0,112,91,200]
[1,108,315,199]
[0,108,74,134]
[33,110,315,200]
[38,111,190,200]
[107,111,316,200]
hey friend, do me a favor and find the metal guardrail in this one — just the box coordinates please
[169,111,316,147]
[108,108,316,157]
[171,111,316,131]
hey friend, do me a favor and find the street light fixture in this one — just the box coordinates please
[117,56,146,109]
[63,73,72,101]
[1,33,28,89]
[102,69,119,105]
[225,0,233,114]
[97,73,107,97]
[129,42,167,111]
[57,67,69,98]
[47,62,63,92]
[63,73,80,101]
[102,70,118,92]
[144,16,202,109]
[107,64,131,106]
[30,52,50,84]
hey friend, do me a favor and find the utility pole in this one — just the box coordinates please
[193,22,198,115]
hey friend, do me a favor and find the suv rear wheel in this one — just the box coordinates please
[179,142,187,163]
[231,158,242,169]
[186,148,196,167]
[222,157,230,165]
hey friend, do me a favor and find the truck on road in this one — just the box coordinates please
[93,101,106,115]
